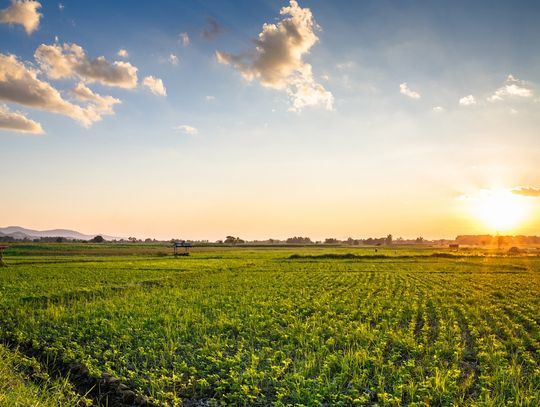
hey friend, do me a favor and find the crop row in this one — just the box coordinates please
[0,252,539,405]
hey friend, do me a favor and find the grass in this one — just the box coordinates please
[0,244,539,405]
[0,344,89,407]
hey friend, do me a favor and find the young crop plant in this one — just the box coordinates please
[0,247,539,405]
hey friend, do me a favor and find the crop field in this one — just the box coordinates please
[1,245,540,406]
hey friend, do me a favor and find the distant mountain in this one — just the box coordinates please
[0,231,30,240]
[0,226,119,241]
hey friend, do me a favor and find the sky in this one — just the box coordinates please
[1,0,540,240]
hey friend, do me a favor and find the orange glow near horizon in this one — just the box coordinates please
[468,189,532,233]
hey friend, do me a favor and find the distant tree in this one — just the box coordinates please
[385,234,393,245]
[365,237,385,245]
[508,246,520,255]
[324,238,339,244]
[225,236,244,244]
[128,237,138,243]
[91,235,105,243]
[55,237,64,243]
[286,236,312,244]
[415,237,424,243]
[144,238,153,243]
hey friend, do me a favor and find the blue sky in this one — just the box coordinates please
[1,0,540,239]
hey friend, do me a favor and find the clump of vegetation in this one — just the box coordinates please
[289,252,474,260]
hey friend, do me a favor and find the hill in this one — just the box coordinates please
[0,226,118,241]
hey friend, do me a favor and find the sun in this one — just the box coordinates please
[470,189,531,232]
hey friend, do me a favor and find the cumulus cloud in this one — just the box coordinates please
[399,82,420,99]
[0,53,118,127]
[432,106,444,112]
[201,17,222,40]
[216,0,333,112]
[174,124,198,135]
[487,74,533,102]
[117,49,129,58]
[179,32,190,46]
[0,0,42,34]
[169,53,178,65]
[71,82,120,119]
[142,76,166,96]
[0,104,43,134]
[459,95,476,106]
[205,95,216,101]
[35,43,138,89]
[511,186,540,197]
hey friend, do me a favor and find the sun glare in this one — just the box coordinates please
[470,189,531,232]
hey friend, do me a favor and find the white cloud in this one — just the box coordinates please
[216,0,333,112]
[0,0,42,34]
[459,95,476,106]
[35,43,138,89]
[58,3,64,11]
[0,53,118,127]
[174,124,198,135]
[117,49,129,58]
[336,61,356,70]
[205,95,216,101]
[487,74,533,102]
[179,32,190,46]
[399,82,420,99]
[0,104,43,134]
[142,76,166,96]
[432,106,444,112]
[71,82,120,119]
[169,53,179,66]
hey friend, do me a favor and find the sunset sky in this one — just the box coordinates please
[1,0,540,240]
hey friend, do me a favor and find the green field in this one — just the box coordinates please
[1,244,540,406]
